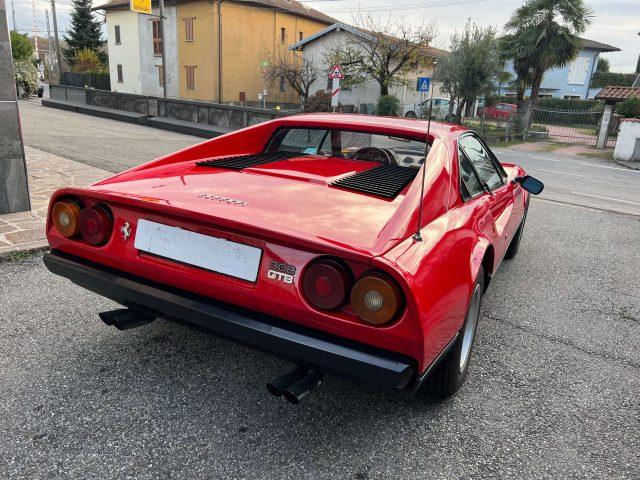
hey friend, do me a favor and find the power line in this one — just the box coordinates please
[311,0,489,14]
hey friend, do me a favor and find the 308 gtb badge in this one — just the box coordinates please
[267,261,296,284]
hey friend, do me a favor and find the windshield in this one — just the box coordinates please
[267,128,429,168]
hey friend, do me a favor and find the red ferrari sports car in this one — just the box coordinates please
[44,114,542,403]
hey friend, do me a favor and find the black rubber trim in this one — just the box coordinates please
[331,165,419,198]
[43,250,416,390]
[196,152,306,170]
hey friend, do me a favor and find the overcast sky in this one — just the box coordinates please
[10,0,640,73]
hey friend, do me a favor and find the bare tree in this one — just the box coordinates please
[264,51,321,102]
[324,15,437,96]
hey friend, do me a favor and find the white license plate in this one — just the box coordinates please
[134,219,262,282]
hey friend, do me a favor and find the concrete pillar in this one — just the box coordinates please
[0,0,31,214]
[596,102,614,149]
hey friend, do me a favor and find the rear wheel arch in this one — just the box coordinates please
[481,245,494,292]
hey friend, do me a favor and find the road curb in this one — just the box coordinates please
[0,243,49,264]
[613,160,640,171]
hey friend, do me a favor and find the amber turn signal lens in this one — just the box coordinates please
[52,200,82,238]
[79,205,113,245]
[350,273,403,325]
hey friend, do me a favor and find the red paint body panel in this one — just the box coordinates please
[45,114,528,376]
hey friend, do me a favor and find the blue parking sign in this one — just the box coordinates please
[417,77,431,92]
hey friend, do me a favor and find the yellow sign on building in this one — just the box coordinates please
[130,0,151,15]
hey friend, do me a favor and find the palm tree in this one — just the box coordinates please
[500,0,593,108]
[496,70,513,95]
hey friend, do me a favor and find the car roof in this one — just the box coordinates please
[277,113,468,141]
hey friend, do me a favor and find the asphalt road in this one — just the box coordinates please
[2,102,638,479]
[19,100,201,173]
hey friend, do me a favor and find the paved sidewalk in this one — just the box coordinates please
[0,146,110,257]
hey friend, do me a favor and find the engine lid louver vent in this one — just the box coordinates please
[331,165,419,198]
[196,152,306,170]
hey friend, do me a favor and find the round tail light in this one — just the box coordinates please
[52,200,82,238]
[79,205,113,245]
[351,273,403,325]
[302,259,352,310]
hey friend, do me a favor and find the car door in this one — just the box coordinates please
[458,134,520,263]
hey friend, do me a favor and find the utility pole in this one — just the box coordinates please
[50,0,62,81]
[31,0,38,59]
[158,0,167,97]
[46,9,53,81]
[0,0,31,214]
[10,0,15,31]
[217,0,223,103]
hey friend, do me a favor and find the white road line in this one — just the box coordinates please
[529,155,561,162]
[534,168,585,178]
[571,191,640,206]
[580,163,640,173]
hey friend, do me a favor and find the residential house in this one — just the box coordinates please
[95,1,180,97]
[175,0,334,103]
[289,22,448,113]
[96,0,335,103]
[498,38,620,100]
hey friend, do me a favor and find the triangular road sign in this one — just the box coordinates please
[329,65,345,79]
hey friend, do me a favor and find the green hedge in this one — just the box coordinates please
[590,71,637,88]
[537,98,602,112]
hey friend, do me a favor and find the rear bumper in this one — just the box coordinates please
[43,250,416,390]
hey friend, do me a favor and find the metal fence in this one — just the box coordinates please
[60,72,111,91]
[460,106,616,148]
[48,85,291,130]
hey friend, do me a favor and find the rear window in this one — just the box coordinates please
[268,128,429,168]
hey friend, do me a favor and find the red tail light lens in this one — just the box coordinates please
[79,205,113,245]
[350,273,403,325]
[302,259,352,310]
[52,200,82,238]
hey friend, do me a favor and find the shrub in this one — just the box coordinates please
[376,95,401,116]
[10,31,33,62]
[14,61,39,97]
[304,90,336,113]
[590,71,637,88]
[537,97,602,111]
[71,48,106,73]
[617,97,640,118]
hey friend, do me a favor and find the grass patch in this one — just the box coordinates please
[578,150,614,160]
[9,250,32,262]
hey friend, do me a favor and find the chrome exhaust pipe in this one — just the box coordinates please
[266,366,308,397]
[283,370,324,405]
[99,308,155,331]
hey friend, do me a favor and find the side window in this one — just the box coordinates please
[458,148,484,199]
[459,135,503,190]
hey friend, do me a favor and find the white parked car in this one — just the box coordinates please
[403,97,456,121]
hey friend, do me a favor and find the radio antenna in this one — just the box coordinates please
[413,60,437,242]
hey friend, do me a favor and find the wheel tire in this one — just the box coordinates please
[426,266,484,399]
[405,111,417,118]
[505,199,529,260]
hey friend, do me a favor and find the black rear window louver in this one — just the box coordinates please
[331,165,419,198]
[196,152,306,170]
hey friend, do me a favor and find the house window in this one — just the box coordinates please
[157,65,164,86]
[280,27,286,43]
[279,75,286,91]
[116,64,123,83]
[185,18,194,42]
[567,57,589,85]
[564,94,581,100]
[185,66,196,89]
[299,31,303,41]
[152,19,163,56]
[114,25,121,45]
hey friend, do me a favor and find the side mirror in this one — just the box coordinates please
[514,175,544,195]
